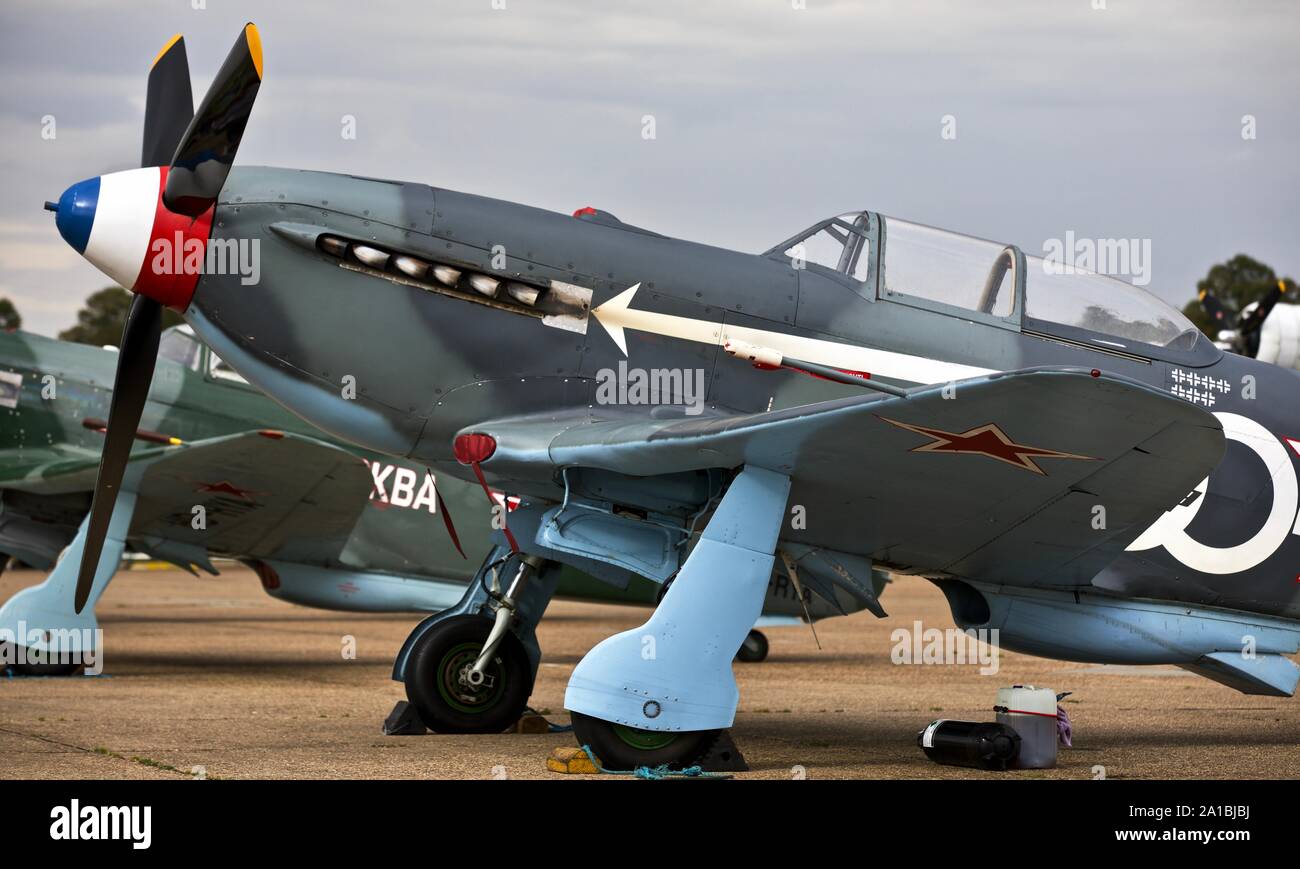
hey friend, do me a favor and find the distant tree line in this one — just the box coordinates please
[0,298,20,331]
[1180,254,1295,338]
[0,287,183,347]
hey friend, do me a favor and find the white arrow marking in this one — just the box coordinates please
[591,282,994,385]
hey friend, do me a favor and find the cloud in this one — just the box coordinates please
[1,0,1296,337]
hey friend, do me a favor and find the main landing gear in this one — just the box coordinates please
[564,466,791,770]
[404,614,531,734]
[397,550,560,733]
[395,467,788,767]
[0,492,138,678]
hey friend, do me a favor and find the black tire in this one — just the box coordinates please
[404,614,531,734]
[735,629,769,663]
[1,644,83,677]
[571,711,719,771]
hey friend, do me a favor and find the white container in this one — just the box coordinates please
[995,685,1058,769]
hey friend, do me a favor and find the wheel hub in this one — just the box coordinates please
[612,723,679,751]
[437,643,502,713]
[460,661,493,689]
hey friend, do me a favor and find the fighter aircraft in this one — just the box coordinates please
[0,325,862,720]
[44,24,1300,768]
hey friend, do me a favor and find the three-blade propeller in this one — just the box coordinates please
[72,25,262,613]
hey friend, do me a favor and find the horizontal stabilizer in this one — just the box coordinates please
[1180,652,1300,697]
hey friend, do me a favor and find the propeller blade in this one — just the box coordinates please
[1197,288,1232,327]
[1240,280,1287,335]
[141,34,194,168]
[163,22,263,216]
[74,295,163,613]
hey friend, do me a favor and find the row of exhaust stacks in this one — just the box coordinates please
[320,235,542,306]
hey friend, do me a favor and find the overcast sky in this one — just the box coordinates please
[1,0,1296,336]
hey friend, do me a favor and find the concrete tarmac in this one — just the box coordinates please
[2,566,1297,779]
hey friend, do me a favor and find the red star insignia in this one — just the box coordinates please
[195,480,262,502]
[877,417,1097,476]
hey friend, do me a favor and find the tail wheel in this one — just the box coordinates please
[405,614,531,733]
[735,629,769,663]
[570,711,719,771]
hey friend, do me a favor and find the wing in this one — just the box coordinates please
[0,444,114,494]
[123,431,378,567]
[127,432,485,589]
[466,366,1224,587]
[0,430,436,573]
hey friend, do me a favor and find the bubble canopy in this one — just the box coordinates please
[1021,254,1198,349]
[767,213,1199,350]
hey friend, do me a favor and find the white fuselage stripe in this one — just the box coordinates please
[593,283,994,385]
[717,322,994,384]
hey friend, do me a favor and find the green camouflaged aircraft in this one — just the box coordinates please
[0,325,880,704]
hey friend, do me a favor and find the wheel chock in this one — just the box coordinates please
[546,746,602,775]
[546,732,748,777]
[382,701,428,736]
[384,703,567,736]
[699,730,749,772]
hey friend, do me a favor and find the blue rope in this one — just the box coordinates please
[579,744,727,780]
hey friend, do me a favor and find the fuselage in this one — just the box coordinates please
[137,166,1297,622]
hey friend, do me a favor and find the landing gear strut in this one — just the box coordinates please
[0,492,137,678]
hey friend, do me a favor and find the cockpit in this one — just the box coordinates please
[775,212,874,283]
[158,324,249,384]
[766,211,1201,353]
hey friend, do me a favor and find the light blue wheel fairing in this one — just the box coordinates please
[565,465,791,732]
